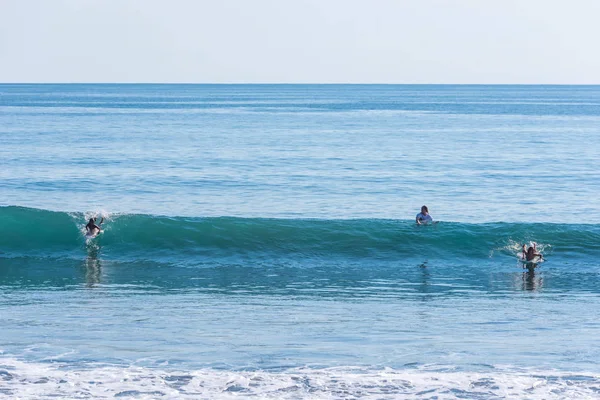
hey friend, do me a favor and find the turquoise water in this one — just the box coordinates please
[1,84,600,398]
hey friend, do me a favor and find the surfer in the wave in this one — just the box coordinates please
[416,205,433,225]
[522,243,543,262]
[86,217,103,235]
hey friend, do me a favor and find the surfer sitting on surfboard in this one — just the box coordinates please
[86,217,103,235]
[522,243,543,262]
[416,206,433,225]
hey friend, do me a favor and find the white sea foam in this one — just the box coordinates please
[0,358,598,399]
[491,239,551,261]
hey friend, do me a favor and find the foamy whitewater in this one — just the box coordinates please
[1,84,600,399]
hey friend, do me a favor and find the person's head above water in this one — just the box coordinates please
[421,206,429,215]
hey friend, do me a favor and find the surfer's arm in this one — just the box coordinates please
[532,244,543,258]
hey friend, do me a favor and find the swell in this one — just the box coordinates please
[1,206,600,260]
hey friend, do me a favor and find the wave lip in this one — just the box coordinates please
[2,206,600,261]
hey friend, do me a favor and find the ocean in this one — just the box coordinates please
[1,84,600,399]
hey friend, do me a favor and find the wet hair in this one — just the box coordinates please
[421,205,428,213]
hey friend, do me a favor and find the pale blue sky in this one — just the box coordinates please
[1,0,599,83]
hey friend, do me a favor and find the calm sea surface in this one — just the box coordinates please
[1,84,600,398]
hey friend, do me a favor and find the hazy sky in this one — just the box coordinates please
[1,0,599,83]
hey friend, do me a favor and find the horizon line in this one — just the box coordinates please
[1,82,600,86]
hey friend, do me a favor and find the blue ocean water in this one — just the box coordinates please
[1,84,600,398]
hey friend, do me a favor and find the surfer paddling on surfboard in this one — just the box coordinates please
[416,205,433,225]
[522,243,543,262]
[86,217,103,237]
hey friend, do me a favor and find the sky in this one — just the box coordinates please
[1,0,599,83]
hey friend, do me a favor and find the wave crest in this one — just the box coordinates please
[1,206,599,260]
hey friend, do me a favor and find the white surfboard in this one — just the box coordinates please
[85,228,102,239]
